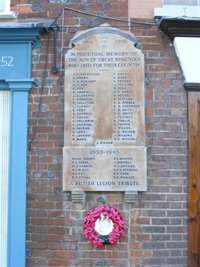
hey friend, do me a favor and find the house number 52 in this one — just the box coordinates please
[1,56,14,67]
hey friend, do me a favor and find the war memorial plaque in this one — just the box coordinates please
[63,26,147,191]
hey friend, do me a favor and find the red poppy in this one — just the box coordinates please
[83,205,126,247]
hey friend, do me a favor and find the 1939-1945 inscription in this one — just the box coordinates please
[63,26,147,191]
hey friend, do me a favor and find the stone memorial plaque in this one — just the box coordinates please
[63,26,147,191]
[63,146,146,191]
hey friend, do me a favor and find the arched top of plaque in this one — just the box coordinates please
[69,25,138,47]
[64,25,145,148]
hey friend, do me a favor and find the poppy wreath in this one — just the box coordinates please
[83,205,126,247]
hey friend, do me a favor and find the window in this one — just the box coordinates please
[155,0,200,17]
[0,0,10,12]
[0,0,16,18]
[163,0,200,5]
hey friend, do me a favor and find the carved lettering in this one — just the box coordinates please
[63,27,147,191]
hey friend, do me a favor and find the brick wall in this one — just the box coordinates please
[10,0,188,266]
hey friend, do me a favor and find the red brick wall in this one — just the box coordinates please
[10,1,188,266]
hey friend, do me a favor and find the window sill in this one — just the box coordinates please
[0,11,17,19]
[154,6,200,18]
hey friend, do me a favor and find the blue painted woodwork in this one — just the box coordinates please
[0,26,49,48]
[8,84,31,267]
[1,78,33,267]
[0,43,31,79]
[0,21,52,267]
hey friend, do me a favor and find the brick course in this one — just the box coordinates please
[8,0,189,266]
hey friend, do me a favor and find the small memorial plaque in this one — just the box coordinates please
[63,146,146,191]
[94,215,114,236]
[63,26,147,191]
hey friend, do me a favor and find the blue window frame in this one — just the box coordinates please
[0,24,49,267]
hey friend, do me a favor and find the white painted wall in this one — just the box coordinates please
[174,37,200,83]
[0,91,11,267]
